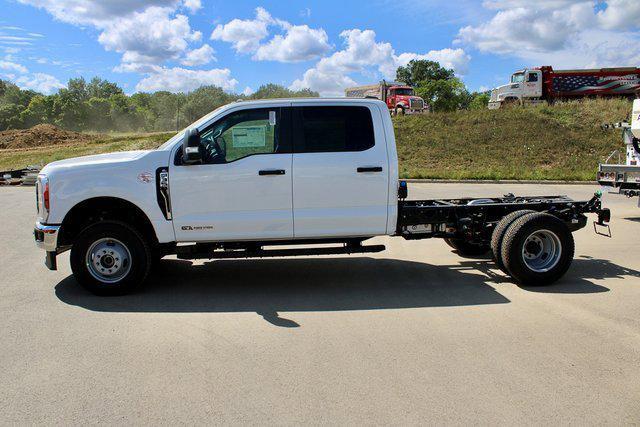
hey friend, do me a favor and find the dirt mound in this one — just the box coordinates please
[0,124,94,149]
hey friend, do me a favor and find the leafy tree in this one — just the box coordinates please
[469,92,490,110]
[87,77,124,99]
[0,103,23,129]
[20,95,58,127]
[396,60,455,86]
[416,78,472,112]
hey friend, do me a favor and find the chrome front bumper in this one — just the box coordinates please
[34,222,60,252]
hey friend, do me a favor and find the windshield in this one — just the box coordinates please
[511,73,525,83]
[393,88,414,96]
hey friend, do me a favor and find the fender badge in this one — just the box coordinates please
[137,172,153,183]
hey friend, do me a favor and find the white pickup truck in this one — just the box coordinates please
[34,98,610,295]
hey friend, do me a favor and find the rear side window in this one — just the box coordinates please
[293,106,375,153]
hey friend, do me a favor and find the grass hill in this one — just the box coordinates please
[0,98,632,181]
[394,98,630,181]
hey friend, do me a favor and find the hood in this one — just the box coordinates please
[41,150,151,175]
[490,83,521,101]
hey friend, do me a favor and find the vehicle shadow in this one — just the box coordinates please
[54,256,627,327]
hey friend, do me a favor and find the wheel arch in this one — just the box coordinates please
[58,197,158,248]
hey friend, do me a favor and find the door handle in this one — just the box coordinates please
[259,169,286,176]
[357,166,383,173]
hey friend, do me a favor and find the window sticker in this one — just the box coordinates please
[232,125,267,147]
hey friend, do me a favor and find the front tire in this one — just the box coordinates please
[70,221,152,295]
[500,213,574,286]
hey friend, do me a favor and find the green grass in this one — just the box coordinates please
[0,132,173,171]
[394,98,630,181]
[0,99,631,180]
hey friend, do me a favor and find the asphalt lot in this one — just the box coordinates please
[1,183,639,425]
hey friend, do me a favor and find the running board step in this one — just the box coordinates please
[176,244,386,260]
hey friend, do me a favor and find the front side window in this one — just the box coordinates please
[199,108,281,164]
[293,106,374,153]
[511,73,525,83]
[527,73,539,82]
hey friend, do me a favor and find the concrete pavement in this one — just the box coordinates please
[1,183,639,425]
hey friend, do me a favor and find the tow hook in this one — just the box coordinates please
[594,207,612,237]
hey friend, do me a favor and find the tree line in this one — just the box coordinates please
[0,79,318,132]
[0,60,489,133]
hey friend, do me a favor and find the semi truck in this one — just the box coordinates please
[345,81,427,115]
[488,66,640,109]
[34,98,610,295]
[598,99,640,204]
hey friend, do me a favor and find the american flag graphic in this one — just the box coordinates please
[553,74,640,95]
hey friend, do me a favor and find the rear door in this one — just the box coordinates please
[291,103,390,238]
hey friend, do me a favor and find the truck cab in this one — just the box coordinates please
[488,69,543,109]
[386,85,425,115]
[34,98,399,294]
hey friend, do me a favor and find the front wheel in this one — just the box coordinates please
[70,221,152,295]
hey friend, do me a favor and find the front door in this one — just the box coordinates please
[170,107,293,242]
[291,104,390,238]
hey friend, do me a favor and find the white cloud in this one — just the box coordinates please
[99,7,201,66]
[596,0,640,31]
[182,0,201,14]
[181,44,215,66]
[15,72,64,94]
[457,1,594,54]
[253,25,331,62]
[17,0,181,26]
[18,1,205,72]
[290,29,469,96]
[0,60,28,73]
[211,7,273,54]
[135,67,238,93]
[212,7,330,63]
[242,86,254,96]
[457,0,640,68]
[393,48,471,76]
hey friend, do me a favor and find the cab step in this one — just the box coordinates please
[176,243,386,260]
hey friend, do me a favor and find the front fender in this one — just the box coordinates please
[45,151,175,243]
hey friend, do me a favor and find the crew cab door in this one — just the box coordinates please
[291,104,389,238]
[169,107,293,242]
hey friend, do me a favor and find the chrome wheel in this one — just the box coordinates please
[521,229,562,273]
[85,238,132,284]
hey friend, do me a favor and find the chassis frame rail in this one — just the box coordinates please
[397,193,608,243]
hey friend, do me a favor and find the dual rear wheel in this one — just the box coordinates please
[491,211,574,286]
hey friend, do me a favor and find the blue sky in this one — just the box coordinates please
[1,0,639,96]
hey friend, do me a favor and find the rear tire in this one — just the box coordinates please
[501,212,574,286]
[70,221,152,296]
[491,209,535,272]
[445,238,491,256]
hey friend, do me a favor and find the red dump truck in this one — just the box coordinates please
[345,80,427,115]
[488,66,640,109]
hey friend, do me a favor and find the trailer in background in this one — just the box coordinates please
[489,66,640,109]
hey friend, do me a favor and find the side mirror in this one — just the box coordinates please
[182,128,202,165]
